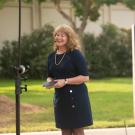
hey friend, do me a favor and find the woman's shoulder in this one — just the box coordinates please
[68,49,84,62]
[70,49,83,57]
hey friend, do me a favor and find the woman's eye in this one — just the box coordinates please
[55,33,66,37]
[61,34,66,37]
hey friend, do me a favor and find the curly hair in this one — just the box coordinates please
[53,24,81,51]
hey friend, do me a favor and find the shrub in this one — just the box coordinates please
[0,23,132,79]
[0,25,54,79]
[84,24,132,78]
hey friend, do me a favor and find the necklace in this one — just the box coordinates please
[55,52,66,65]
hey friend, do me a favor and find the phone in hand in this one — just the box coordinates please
[42,80,57,87]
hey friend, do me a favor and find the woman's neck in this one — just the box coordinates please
[57,47,67,54]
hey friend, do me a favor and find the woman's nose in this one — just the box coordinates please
[56,36,62,40]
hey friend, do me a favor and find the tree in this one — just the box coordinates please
[29,0,135,53]
[1,0,135,52]
[0,0,7,8]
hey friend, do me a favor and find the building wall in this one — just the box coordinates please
[0,1,32,48]
[0,1,135,48]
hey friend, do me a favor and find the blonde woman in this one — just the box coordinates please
[46,24,93,135]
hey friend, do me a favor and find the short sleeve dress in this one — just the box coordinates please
[47,49,93,129]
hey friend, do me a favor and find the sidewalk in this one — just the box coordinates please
[1,127,135,135]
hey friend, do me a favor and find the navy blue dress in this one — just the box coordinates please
[47,49,93,129]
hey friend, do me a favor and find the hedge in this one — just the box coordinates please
[0,24,132,79]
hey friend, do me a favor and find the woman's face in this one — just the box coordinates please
[54,32,68,48]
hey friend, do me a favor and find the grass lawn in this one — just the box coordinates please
[0,77,134,133]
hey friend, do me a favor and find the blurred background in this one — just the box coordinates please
[0,0,134,133]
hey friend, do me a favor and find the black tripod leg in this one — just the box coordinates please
[16,94,20,135]
[15,77,21,135]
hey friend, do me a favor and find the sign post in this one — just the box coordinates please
[132,24,135,119]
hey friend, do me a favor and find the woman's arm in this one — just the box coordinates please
[54,75,89,88]
[65,75,89,85]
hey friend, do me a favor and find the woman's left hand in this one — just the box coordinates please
[54,79,65,88]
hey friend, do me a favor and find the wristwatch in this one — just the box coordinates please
[65,78,68,85]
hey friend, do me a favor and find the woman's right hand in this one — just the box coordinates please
[45,77,54,89]
[47,77,53,82]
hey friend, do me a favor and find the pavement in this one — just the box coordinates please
[1,127,135,135]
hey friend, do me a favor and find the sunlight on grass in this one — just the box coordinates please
[86,78,132,92]
[0,77,134,133]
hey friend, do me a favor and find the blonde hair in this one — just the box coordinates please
[53,24,81,51]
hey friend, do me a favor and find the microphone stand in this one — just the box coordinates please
[15,1,28,134]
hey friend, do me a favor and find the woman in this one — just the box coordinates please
[46,24,93,135]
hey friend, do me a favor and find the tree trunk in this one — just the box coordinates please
[53,0,87,55]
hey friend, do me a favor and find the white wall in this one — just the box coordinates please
[0,1,32,48]
[110,4,135,28]
[41,2,71,27]
[0,1,135,48]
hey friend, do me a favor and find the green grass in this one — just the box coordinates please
[0,77,135,133]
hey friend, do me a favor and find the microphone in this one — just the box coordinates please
[13,65,30,74]
[19,65,25,74]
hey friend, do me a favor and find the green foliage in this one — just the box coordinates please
[0,41,16,78]
[84,24,132,78]
[71,0,88,16]
[1,0,135,21]
[22,0,135,23]
[0,24,132,79]
[71,0,135,22]
[123,0,135,9]
[88,6,100,21]
[95,0,119,5]
[0,0,7,8]
[95,0,135,9]
[0,25,54,79]
[71,0,100,21]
